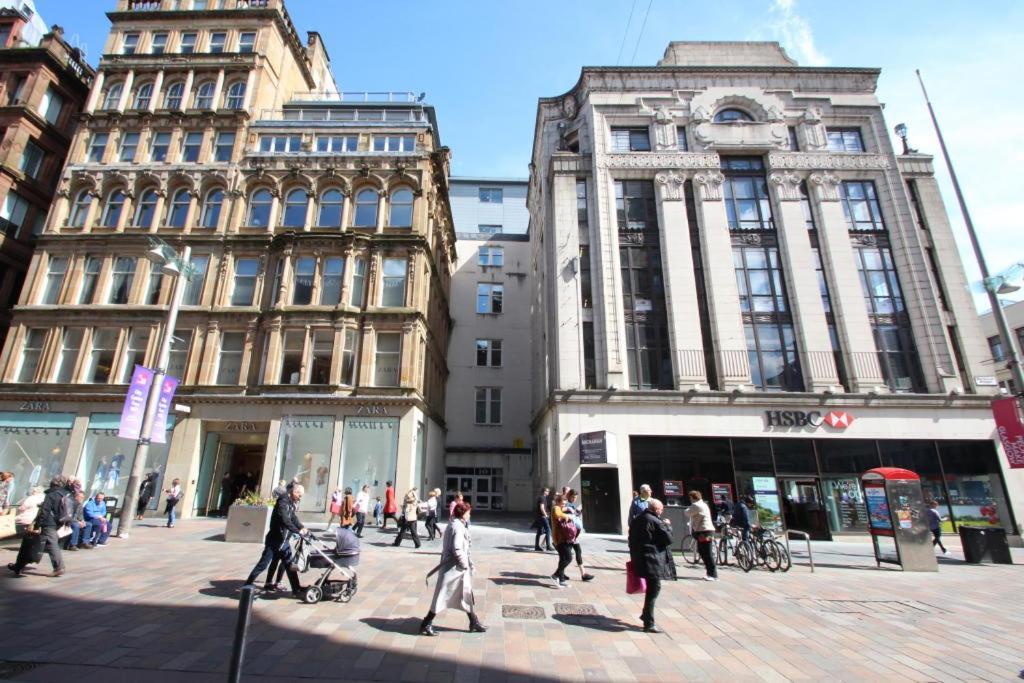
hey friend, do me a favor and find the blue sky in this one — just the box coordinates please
[39,0,1023,307]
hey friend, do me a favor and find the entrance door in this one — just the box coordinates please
[581,467,621,534]
[193,438,266,517]
[779,477,831,540]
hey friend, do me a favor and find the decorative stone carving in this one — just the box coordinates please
[808,171,841,202]
[765,105,784,122]
[598,152,719,170]
[561,94,577,120]
[768,171,802,201]
[768,152,891,170]
[739,232,762,245]
[801,107,822,123]
[654,171,686,201]
[690,106,709,122]
[851,233,878,246]
[693,171,725,201]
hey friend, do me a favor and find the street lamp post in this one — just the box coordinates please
[915,70,1024,397]
[117,242,192,539]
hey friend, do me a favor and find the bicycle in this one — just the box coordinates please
[717,524,743,566]
[679,524,717,567]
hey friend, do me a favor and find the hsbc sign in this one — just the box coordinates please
[764,410,856,429]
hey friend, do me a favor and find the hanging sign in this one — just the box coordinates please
[118,365,153,440]
[150,375,179,444]
[992,397,1024,469]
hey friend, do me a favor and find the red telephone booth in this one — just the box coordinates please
[861,468,937,572]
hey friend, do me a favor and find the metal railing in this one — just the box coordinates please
[787,529,814,572]
[288,91,419,103]
[259,107,425,123]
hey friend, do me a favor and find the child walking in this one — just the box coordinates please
[373,497,383,526]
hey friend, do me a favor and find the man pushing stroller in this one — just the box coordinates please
[243,483,308,598]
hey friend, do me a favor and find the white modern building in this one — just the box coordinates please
[980,300,1024,397]
[529,41,1021,541]
[444,178,533,511]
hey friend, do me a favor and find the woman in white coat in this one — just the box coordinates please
[419,501,487,636]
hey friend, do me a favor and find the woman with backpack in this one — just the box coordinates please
[549,493,578,587]
[564,489,595,583]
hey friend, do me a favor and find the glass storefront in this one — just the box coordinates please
[78,413,173,505]
[0,412,74,505]
[275,416,335,512]
[338,417,398,501]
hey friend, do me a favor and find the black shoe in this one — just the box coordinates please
[419,612,437,636]
[534,546,542,551]
[263,583,279,593]
[468,613,488,633]
[291,589,305,599]
[582,574,595,582]
[8,563,22,576]
[643,623,663,634]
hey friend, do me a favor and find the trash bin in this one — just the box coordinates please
[958,526,1013,564]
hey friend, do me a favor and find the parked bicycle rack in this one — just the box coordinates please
[787,530,814,573]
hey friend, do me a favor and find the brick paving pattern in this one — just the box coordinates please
[1,518,1022,682]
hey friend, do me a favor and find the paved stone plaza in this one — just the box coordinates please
[1,518,1022,682]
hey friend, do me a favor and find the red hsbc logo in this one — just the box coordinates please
[823,411,855,428]
[765,410,856,429]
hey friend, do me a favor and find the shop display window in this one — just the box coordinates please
[816,439,880,475]
[275,416,335,512]
[339,417,398,501]
[771,439,817,473]
[938,441,1013,532]
[78,413,172,506]
[0,412,74,504]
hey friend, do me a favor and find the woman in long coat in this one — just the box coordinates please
[419,501,487,636]
[627,498,676,633]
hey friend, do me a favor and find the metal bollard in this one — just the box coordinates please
[229,584,256,683]
[787,530,814,573]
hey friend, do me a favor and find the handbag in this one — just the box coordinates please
[625,560,647,595]
[330,502,342,515]
[556,516,578,544]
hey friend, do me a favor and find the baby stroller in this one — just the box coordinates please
[292,528,359,604]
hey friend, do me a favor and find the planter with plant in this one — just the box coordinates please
[224,490,275,543]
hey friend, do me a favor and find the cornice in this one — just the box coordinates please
[596,152,720,170]
[766,152,890,171]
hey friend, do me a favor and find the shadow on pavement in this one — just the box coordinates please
[494,545,548,554]
[197,578,250,600]
[551,614,638,632]
[490,571,551,588]
[202,533,226,542]
[360,616,468,635]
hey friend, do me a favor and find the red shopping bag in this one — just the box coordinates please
[625,560,647,594]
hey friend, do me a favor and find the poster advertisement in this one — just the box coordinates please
[992,397,1024,468]
[150,375,179,445]
[118,365,153,440]
[864,484,892,531]
[663,480,683,498]
[712,483,734,506]
[751,477,782,531]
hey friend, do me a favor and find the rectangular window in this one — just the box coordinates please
[826,128,865,152]
[292,256,315,305]
[119,328,150,382]
[478,188,503,203]
[79,256,102,304]
[989,336,1006,362]
[231,258,259,306]
[271,259,284,305]
[478,246,504,267]
[280,331,303,384]
[145,268,163,305]
[722,156,774,231]
[316,135,358,153]
[610,127,651,152]
[18,329,46,382]
[89,133,108,162]
[579,245,592,308]
[374,333,401,386]
[582,322,597,389]
[151,32,168,54]
[122,32,140,55]
[20,140,44,178]
[371,135,416,152]
[216,332,245,384]
[350,257,366,307]
[309,330,333,384]
[238,31,256,53]
[108,257,136,304]
[474,387,501,425]
[341,328,359,385]
[39,86,65,126]
[478,224,501,234]
[258,135,302,153]
[119,132,139,162]
[213,131,235,162]
[55,329,84,383]
[475,339,502,367]
[1,191,30,236]
[167,328,192,382]
[674,126,688,151]
[208,32,227,53]
[182,254,209,305]
[41,256,68,305]
[476,283,503,314]
[150,132,170,161]
[181,131,203,162]
[320,257,343,305]
[179,32,197,54]
[381,258,407,307]
[840,180,885,231]
[788,126,799,151]
[86,328,119,383]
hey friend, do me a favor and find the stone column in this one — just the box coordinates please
[212,69,226,110]
[182,70,195,108]
[262,321,283,384]
[149,70,164,113]
[693,170,751,389]
[302,190,315,231]
[84,71,104,113]
[242,69,257,112]
[654,170,707,390]
[810,171,888,392]
[198,320,220,384]
[117,70,135,112]
[552,170,583,389]
[769,170,840,392]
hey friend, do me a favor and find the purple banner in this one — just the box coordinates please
[119,365,153,440]
[150,375,179,444]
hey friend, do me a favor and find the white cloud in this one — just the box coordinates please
[768,0,828,66]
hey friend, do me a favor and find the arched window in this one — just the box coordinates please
[69,189,93,227]
[163,82,184,110]
[225,81,246,109]
[193,81,215,110]
[101,189,126,227]
[281,188,307,228]
[353,188,379,228]
[102,82,124,110]
[134,188,158,227]
[167,188,191,228]
[247,188,272,228]
[200,189,224,229]
[388,188,414,228]
[316,188,343,227]
[132,82,153,110]
[714,108,754,123]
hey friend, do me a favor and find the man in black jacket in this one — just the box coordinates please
[628,498,676,633]
[9,477,69,577]
[243,484,308,597]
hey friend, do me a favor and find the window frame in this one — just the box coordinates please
[149,131,171,161]
[281,188,308,228]
[69,189,92,227]
[215,331,246,385]
[108,256,137,305]
[179,32,197,54]
[246,188,273,228]
[193,81,215,110]
[316,188,344,227]
[474,387,502,425]
[102,83,123,110]
[225,81,246,110]
[373,332,401,387]
[478,187,503,203]
[381,257,408,307]
[163,82,184,110]
[826,127,866,153]
[475,339,502,367]
[150,32,168,54]
[213,131,235,162]
[610,127,652,152]
[167,188,191,228]
[118,132,140,162]
[208,31,227,54]
[88,132,109,163]
[20,139,45,178]
[713,108,754,123]
[41,256,68,305]
[132,82,153,110]
[230,257,260,306]
[476,282,503,314]
[478,246,504,267]
[101,189,127,228]
[352,188,379,228]
[200,188,224,229]
[180,131,204,163]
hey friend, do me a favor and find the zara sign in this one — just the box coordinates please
[764,410,855,429]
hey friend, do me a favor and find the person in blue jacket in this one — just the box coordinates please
[628,484,652,524]
[82,492,110,547]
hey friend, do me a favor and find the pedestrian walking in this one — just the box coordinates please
[353,485,370,537]
[381,481,399,529]
[424,488,440,541]
[419,501,487,636]
[0,471,13,511]
[533,486,552,551]
[164,479,182,528]
[340,487,356,529]
[447,491,463,520]
[565,489,594,582]
[393,488,422,548]
[244,484,308,597]
[628,484,652,524]
[326,487,344,530]
[9,476,69,577]
[136,471,159,520]
[928,500,949,555]
[372,497,383,526]
[628,498,676,633]
[686,490,718,581]
[550,493,578,587]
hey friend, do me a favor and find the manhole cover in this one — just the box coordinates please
[0,661,40,679]
[502,605,545,620]
[554,602,598,616]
